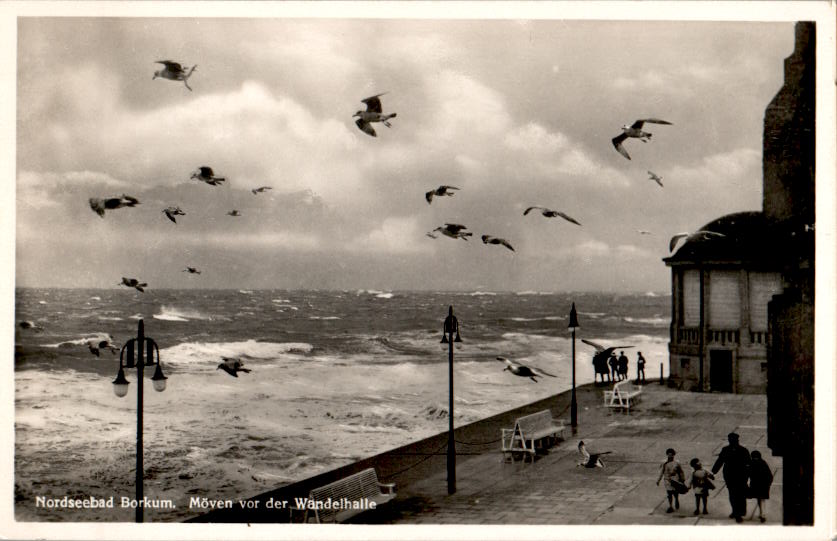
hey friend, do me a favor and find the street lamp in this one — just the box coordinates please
[568,303,580,432]
[441,306,461,495]
[112,319,166,522]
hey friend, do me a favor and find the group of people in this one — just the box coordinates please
[597,351,646,383]
[656,433,774,522]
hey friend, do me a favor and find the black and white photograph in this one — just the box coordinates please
[3,2,835,540]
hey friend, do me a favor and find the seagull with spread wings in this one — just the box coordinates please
[648,171,664,187]
[190,166,227,186]
[353,93,397,137]
[432,223,473,240]
[217,357,251,377]
[162,206,185,223]
[89,195,140,218]
[524,206,581,226]
[425,185,460,204]
[119,277,147,292]
[481,235,515,252]
[611,118,673,160]
[251,186,272,195]
[153,60,197,91]
[496,356,557,382]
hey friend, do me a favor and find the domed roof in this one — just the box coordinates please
[663,211,789,268]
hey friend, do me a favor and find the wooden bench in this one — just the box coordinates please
[294,468,396,523]
[604,380,643,411]
[501,409,566,462]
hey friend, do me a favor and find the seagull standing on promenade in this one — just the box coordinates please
[191,166,227,186]
[353,93,397,137]
[481,235,515,252]
[669,230,726,252]
[648,171,664,187]
[425,185,460,204]
[119,277,147,292]
[524,206,582,226]
[496,356,557,382]
[217,357,251,377]
[89,195,140,218]
[577,441,611,468]
[152,60,197,91]
[162,206,185,223]
[611,118,673,160]
[433,223,473,240]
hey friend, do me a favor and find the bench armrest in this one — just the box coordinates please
[378,482,397,495]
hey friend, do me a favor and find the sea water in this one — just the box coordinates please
[14,288,670,521]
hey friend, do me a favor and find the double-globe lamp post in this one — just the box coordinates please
[441,306,462,495]
[111,319,167,523]
[568,303,580,432]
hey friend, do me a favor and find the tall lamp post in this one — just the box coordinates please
[112,319,167,523]
[441,306,461,495]
[568,303,580,432]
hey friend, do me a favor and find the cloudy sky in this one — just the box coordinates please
[13,10,801,292]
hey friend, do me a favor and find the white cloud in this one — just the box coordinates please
[358,216,431,255]
[670,148,761,185]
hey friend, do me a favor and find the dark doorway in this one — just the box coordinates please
[710,350,733,392]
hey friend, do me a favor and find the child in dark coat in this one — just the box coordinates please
[687,457,715,515]
[747,450,774,523]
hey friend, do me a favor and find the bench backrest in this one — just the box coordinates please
[614,381,641,395]
[516,410,553,436]
[308,468,381,522]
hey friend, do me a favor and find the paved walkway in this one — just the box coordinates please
[367,384,780,526]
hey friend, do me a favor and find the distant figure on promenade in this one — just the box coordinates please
[711,432,751,522]
[636,351,646,383]
[656,448,685,513]
[747,450,774,523]
[608,353,618,381]
[687,458,715,515]
[617,351,629,381]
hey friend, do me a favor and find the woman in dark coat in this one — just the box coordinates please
[748,450,774,523]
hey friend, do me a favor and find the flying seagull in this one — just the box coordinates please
[152,60,197,91]
[581,339,635,366]
[577,441,611,468]
[353,93,397,137]
[89,195,140,218]
[217,357,251,377]
[226,210,241,217]
[637,230,652,235]
[18,320,44,333]
[183,266,201,274]
[162,206,185,223]
[496,356,557,382]
[481,235,515,252]
[251,186,272,194]
[190,166,226,186]
[433,223,473,241]
[611,118,673,160]
[425,185,460,204]
[87,338,119,357]
[523,206,581,226]
[647,171,664,187]
[119,277,147,292]
[669,230,726,252]
[425,231,438,239]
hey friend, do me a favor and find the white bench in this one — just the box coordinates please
[295,468,396,523]
[501,409,566,462]
[604,380,643,411]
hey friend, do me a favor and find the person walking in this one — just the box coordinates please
[656,448,685,513]
[747,450,774,523]
[617,351,629,381]
[711,432,751,522]
[687,457,715,515]
[636,351,646,383]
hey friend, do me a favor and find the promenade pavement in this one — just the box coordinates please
[367,382,780,526]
